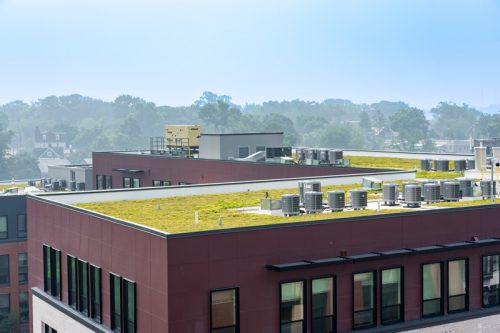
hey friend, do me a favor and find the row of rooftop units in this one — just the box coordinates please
[29,178,87,192]
[264,178,497,216]
[420,158,475,172]
[295,148,346,166]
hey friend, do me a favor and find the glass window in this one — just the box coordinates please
[90,265,102,323]
[353,272,375,329]
[18,253,28,284]
[153,180,162,187]
[70,170,76,181]
[0,293,10,315]
[54,249,61,299]
[110,274,122,332]
[448,259,468,313]
[19,291,29,322]
[17,215,27,238]
[124,279,136,333]
[78,260,89,315]
[43,246,51,293]
[123,177,131,188]
[280,281,305,333]
[422,263,443,317]
[44,323,58,333]
[311,277,335,333]
[381,268,403,325]
[238,147,249,158]
[67,255,77,309]
[105,175,112,189]
[483,254,500,307]
[132,178,140,188]
[0,216,7,239]
[211,288,239,333]
[96,175,104,190]
[0,255,9,285]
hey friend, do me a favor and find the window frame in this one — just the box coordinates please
[482,253,500,308]
[210,287,240,333]
[67,255,78,309]
[90,265,102,323]
[310,275,336,333]
[18,252,28,284]
[421,261,444,318]
[0,254,9,286]
[447,258,469,314]
[0,293,10,315]
[123,278,137,333]
[17,214,27,238]
[19,291,29,323]
[0,215,7,239]
[280,279,306,333]
[77,259,89,316]
[380,266,404,325]
[110,273,122,332]
[352,270,377,330]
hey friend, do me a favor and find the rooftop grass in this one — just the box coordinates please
[76,183,410,234]
[0,183,28,192]
[430,197,500,208]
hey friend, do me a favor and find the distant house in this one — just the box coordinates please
[33,127,67,159]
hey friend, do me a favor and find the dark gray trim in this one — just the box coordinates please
[342,306,500,333]
[267,238,500,272]
[32,287,114,333]
[201,132,284,136]
[342,149,473,158]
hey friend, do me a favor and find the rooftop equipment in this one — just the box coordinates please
[298,181,321,204]
[362,177,382,190]
[350,190,368,210]
[318,149,330,163]
[327,191,345,212]
[441,181,461,201]
[434,159,450,172]
[423,183,441,203]
[480,180,497,198]
[466,159,475,170]
[77,182,85,191]
[458,178,474,197]
[405,185,422,208]
[402,182,419,201]
[296,148,306,161]
[329,150,343,163]
[454,160,467,172]
[420,159,432,171]
[493,147,500,162]
[281,194,300,216]
[69,181,76,191]
[383,184,399,206]
[165,125,202,147]
[304,191,323,213]
[305,148,318,160]
[475,146,487,171]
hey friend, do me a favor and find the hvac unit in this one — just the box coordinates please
[305,148,318,160]
[402,182,419,201]
[59,179,67,188]
[423,183,441,203]
[329,150,343,163]
[298,181,321,204]
[466,159,475,170]
[281,194,300,216]
[77,182,86,191]
[304,191,323,213]
[454,160,467,172]
[480,180,497,198]
[69,181,76,191]
[434,160,450,172]
[327,191,345,212]
[405,185,422,207]
[350,190,368,210]
[458,179,474,197]
[383,184,399,206]
[318,149,329,163]
[420,159,432,171]
[442,181,461,201]
[51,181,60,191]
[296,148,306,161]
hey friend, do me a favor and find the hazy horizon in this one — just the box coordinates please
[1,0,499,109]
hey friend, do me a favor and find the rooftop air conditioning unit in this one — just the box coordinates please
[282,194,300,216]
[383,184,399,206]
[327,191,345,212]
[480,180,497,198]
[458,178,474,197]
[454,160,467,172]
[420,159,432,171]
[405,185,422,207]
[401,182,418,201]
[318,149,329,163]
[434,160,450,172]
[442,181,461,201]
[304,191,323,213]
[423,183,441,203]
[350,190,367,210]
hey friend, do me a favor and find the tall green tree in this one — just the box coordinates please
[0,113,13,180]
[430,102,480,139]
[390,108,430,151]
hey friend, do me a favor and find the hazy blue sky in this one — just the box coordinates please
[0,0,499,109]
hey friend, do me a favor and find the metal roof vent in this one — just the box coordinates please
[402,182,419,201]
[383,184,399,205]
[423,183,441,203]
[480,180,497,198]
[304,191,323,213]
[454,160,467,172]
[458,178,474,197]
[329,150,343,163]
[350,190,368,210]
[327,191,345,212]
[299,181,321,204]
[442,181,461,201]
[282,194,300,216]
[434,160,450,172]
[405,185,422,207]
[318,149,329,163]
[420,159,432,171]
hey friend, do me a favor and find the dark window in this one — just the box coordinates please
[96,175,104,190]
[311,277,335,333]
[43,246,62,298]
[123,177,131,189]
[106,175,112,189]
[153,180,162,187]
[448,259,468,313]
[211,288,239,333]
[353,272,376,329]
[123,279,136,333]
[381,267,403,325]
[54,249,61,299]
[483,254,500,307]
[0,293,10,315]
[0,255,9,285]
[256,146,266,152]
[19,291,28,322]
[90,265,102,323]
[280,280,305,333]
[422,262,443,317]
[110,274,122,332]
[97,175,112,189]
[238,147,249,158]
[78,260,89,315]
[0,216,7,239]
[67,255,77,309]
[44,323,58,333]
[43,246,51,293]
[17,214,27,238]
[18,253,28,284]
[70,170,76,181]
[178,181,191,185]
[132,178,140,188]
